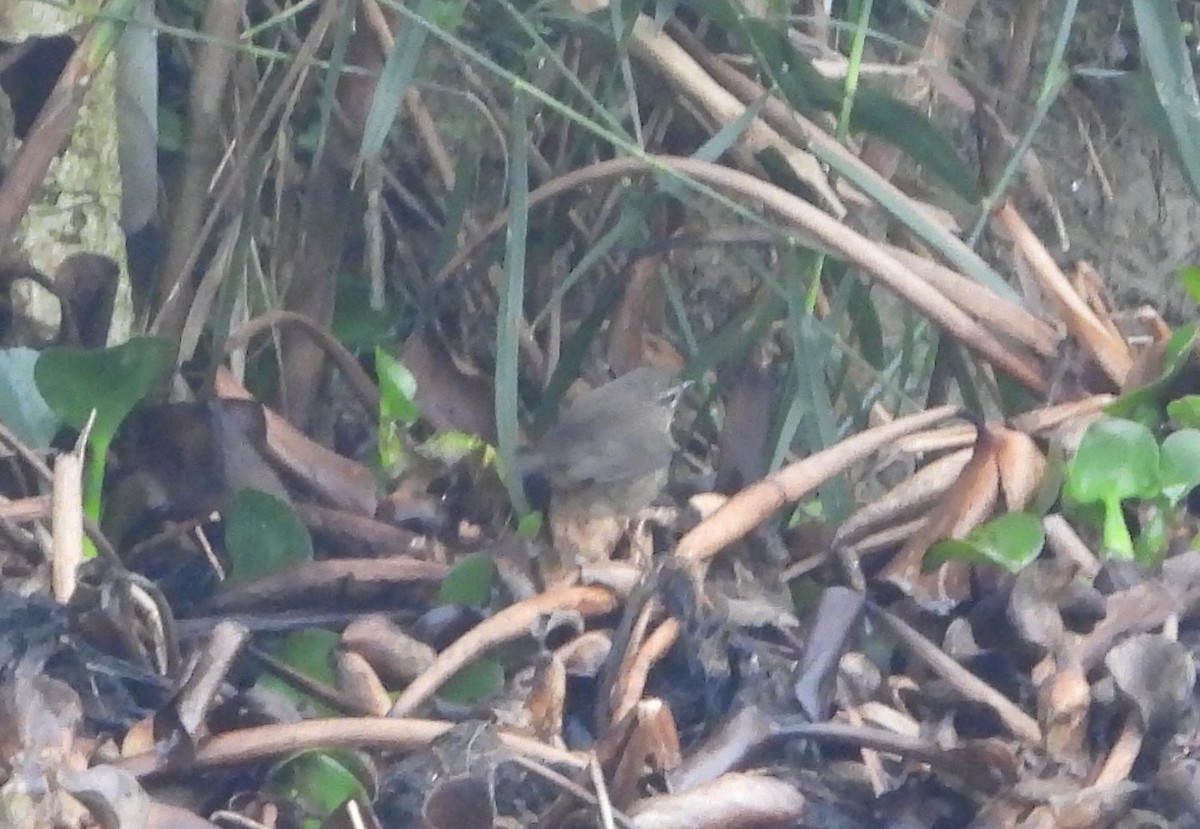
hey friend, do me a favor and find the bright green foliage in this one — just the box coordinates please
[1179,265,1200,305]
[260,631,370,828]
[376,347,420,474]
[437,657,505,707]
[1158,430,1200,507]
[35,336,173,543]
[1168,395,1200,429]
[926,513,1045,574]
[224,487,314,584]
[437,551,495,607]
[1062,416,1200,564]
[1064,417,1160,559]
[268,750,372,829]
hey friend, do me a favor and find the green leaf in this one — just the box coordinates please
[359,0,435,163]
[333,276,400,351]
[1066,417,1161,504]
[268,750,371,829]
[1131,1,1200,202]
[0,348,60,449]
[733,18,980,203]
[692,94,767,164]
[35,336,172,438]
[496,92,531,516]
[1180,265,1200,305]
[1159,429,1200,506]
[845,87,983,203]
[437,657,504,706]
[517,510,543,538]
[925,513,1045,574]
[421,430,486,464]
[1065,417,1160,558]
[257,628,340,715]
[224,488,313,584]
[437,551,495,607]
[376,348,420,424]
[36,336,173,529]
[272,629,339,684]
[1168,395,1200,429]
[1108,324,1197,418]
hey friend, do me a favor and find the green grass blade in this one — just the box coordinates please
[496,93,531,515]
[1131,0,1200,201]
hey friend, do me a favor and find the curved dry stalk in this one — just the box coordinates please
[571,0,845,215]
[206,557,449,613]
[664,17,1010,298]
[438,155,1050,393]
[996,202,1132,386]
[117,717,587,778]
[387,585,620,717]
[888,246,1059,357]
[833,447,973,550]
[868,605,1043,745]
[609,617,682,724]
[215,309,382,415]
[1091,712,1142,787]
[675,405,960,564]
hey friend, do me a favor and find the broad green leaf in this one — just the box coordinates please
[437,657,504,706]
[1065,417,1160,557]
[437,551,495,607]
[254,628,342,725]
[269,750,371,829]
[35,336,172,438]
[1168,395,1200,429]
[1159,429,1200,506]
[333,276,400,351]
[224,488,313,584]
[376,349,420,424]
[925,513,1045,573]
[266,628,339,695]
[36,336,173,527]
[1065,417,1161,504]
[1180,265,1200,305]
[0,348,60,449]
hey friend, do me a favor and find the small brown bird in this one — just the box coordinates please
[522,366,688,515]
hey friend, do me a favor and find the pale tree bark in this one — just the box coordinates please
[2,0,130,341]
